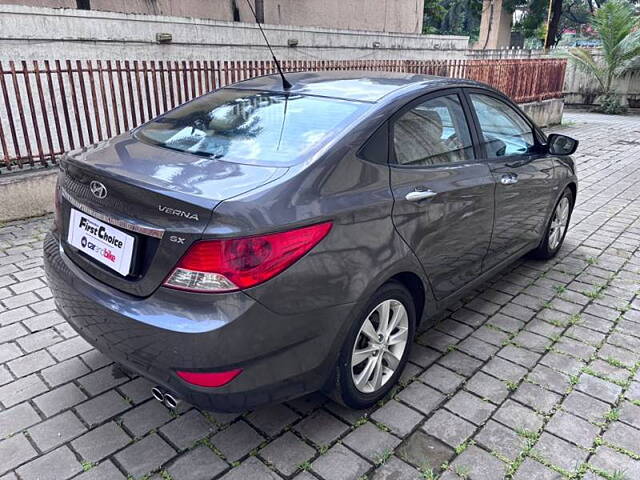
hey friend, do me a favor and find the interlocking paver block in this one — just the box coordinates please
[370,399,424,436]
[114,433,175,478]
[445,390,495,425]
[220,457,282,480]
[246,403,300,437]
[513,458,565,480]
[397,431,453,471]
[546,411,599,449]
[396,381,444,416]
[312,443,370,480]
[371,456,421,480]
[15,446,81,480]
[120,399,172,437]
[532,432,589,473]
[419,364,465,394]
[603,421,640,456]
[74,390,130,427]
[619,400,640,429]
[33,383,87,417]
[493,400,543,433]
[259,431,315,476]
[212,421,264,462]
[71,460,126,480]
[589,446,640,479]
[475,420,524,461]
[576,373,622,404]
[422,409,475,448]
[159,409,216,451]
[343,422,401,462]
[512,382,561,414]
[71,422,131,462]
[465,371,509,404]
[0,402,40,438]
[27,410,86,452]
[167,445,228,480]
[450,445,506,480]
[293,409,348,447]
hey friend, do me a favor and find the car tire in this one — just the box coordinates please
[329,281,416,409]
[530,187,574,260]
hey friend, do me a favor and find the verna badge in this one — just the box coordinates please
[89,181,108,199]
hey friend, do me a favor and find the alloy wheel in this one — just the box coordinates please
[548,196,570,250]
[351,299,409,393]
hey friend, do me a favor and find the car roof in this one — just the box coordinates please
[225,70,484,103]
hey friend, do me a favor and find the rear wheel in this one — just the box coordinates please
[330,281,416,409]
[531,187,574,260]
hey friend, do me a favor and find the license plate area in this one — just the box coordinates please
[67,208,136,276]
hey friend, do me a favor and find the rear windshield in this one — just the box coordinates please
[134,88,368,166]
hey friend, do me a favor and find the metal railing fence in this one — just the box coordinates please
[0,58,567,170]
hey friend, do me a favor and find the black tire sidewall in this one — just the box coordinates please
[336,281,416,409]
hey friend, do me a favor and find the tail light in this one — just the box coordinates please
[163,222,332,293]
[176,369,242,387]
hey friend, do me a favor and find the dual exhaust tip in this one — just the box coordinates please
[151,386,180,410]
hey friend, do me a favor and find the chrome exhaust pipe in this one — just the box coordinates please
[151,387,164,403]
[164,392,180,410]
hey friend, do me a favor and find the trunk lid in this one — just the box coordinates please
[58,133,286,297]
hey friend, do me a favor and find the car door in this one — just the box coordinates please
[389,89,495,300]
[464,89,556,269]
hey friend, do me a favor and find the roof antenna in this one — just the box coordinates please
[244,0,292,90]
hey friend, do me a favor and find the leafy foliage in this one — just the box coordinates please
[565,0,640,112]
[423,0,483,40]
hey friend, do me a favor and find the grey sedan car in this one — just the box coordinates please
[44,71,578,411]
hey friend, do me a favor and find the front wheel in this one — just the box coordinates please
[531,187,574,260]
[330,281,416,409]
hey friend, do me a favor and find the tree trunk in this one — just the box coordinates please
[544,0,563,49]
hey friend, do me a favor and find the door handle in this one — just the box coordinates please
[405,189,437,202]
[500,173,518,185]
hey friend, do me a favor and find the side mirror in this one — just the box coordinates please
[547,134,578,155]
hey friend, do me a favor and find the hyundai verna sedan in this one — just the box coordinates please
[44,72,578,411]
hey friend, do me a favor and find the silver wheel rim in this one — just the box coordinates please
[351,299,409,394]
[548,196,570,251]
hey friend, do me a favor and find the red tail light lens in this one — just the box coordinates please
[176,369,242,387]
[163,222,332,292]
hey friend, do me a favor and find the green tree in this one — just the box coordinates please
[565,0,640,112]
[423,0,483,39]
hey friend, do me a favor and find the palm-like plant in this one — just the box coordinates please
[565,0,640,113]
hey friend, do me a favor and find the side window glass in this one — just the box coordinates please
[470,94,535,157]
[393,94,474,167]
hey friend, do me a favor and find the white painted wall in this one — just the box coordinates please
[0,4,469,62]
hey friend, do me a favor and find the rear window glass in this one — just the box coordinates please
[134,89,367,166]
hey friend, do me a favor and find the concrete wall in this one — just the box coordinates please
[0,169,57,222]
[521,98,564,127]
[0,4,468,62]
[563,55,640,108]
[0,0,425,34]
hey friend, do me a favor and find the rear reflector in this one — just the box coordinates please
[163,221,332,292]
[176,369,242,387]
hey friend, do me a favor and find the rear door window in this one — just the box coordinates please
[392,94,474,167]
[135,89,368,167]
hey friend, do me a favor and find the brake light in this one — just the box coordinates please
[176,369,242,387]
[163,222,332,292]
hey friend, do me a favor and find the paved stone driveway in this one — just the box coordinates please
[1,111,640,480]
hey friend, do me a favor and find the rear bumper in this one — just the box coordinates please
[44,232,354,411]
